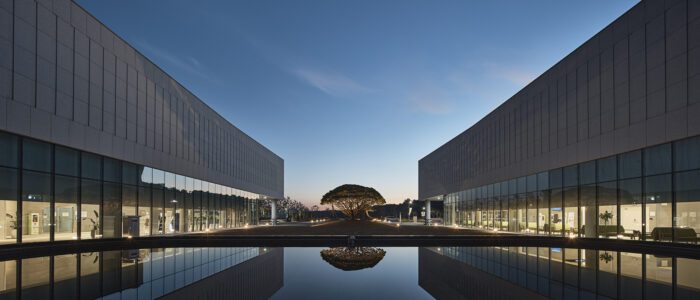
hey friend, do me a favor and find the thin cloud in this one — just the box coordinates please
[485,63,536,87]
[135,40,211,80]
[293,68,372,98]
[408,84,455,115]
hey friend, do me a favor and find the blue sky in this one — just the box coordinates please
[78,0,638,206]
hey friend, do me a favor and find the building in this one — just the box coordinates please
[0,0,284,244]
[419,0,700,242]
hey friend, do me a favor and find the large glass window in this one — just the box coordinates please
[563,188,578,236]
[0,167,18,244]
[526,193,537,233]
[675,170,700,243]
[55,146,78,177]
[550,189,563,235]
[81,153,101,180]
[55,176,78,241]
[618,151,641,179]
[21,171,51,243]
[645,174,672,241]
[102,182,121,238]
[580,184,596,238]
[619,179,642,240]
[22,139,51,173]
[0,132,18,168]
[597,156,617,182]
[674,136,700,171]
[103,158,121,183]
[122,185,137,237]
[80,179,101,239]
[537,191,549,234]
[138,186,151,236]
[152,189,164,235]
[597,181,619,238]
[644,143,671,176]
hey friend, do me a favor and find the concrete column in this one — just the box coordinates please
[271,199,277,226]
[425,199,431,225]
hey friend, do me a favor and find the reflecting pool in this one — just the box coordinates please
[0,246,698,299]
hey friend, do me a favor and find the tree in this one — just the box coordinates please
[320,184,385,220]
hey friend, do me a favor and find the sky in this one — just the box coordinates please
[78,0,639,206]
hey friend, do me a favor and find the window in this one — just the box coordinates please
[618,151,641,179]
[645,174,672,241]
[619,179,642,239]
[103,158,121,183]
[563,166,578,187]
[563,187,578,236]
[580,184,596,238]
[597,156,617,182]
[55,146,79,176]
[103,182,121,238]
[80,179,101,239]
[597,181,618,238]
[0,132,18,168]
[674,136,700,172]
[22,139,51,173]
[139,166,152,186]
[138,186,151,236]
[81,153,101,180]
[644,143,671,176]
[55,176,78,241]
[550,169,563,189]
[579,161,596,185]
[122,163,138,185]
[675,170,700,242]
[0,167,18,244]
[21,171,51,242]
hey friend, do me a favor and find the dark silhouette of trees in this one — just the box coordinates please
[320,184,385,220]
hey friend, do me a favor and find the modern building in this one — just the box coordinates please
[419,0,700,242]
[0,0,284,244]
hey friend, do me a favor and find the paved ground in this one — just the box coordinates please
[207,220,494,236]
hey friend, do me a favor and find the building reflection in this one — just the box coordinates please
[419,246,700,300]
[0,247,283,300]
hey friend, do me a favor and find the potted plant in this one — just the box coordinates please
[83,210,99,239]
[599,210,613,226]
[5,214,16,239]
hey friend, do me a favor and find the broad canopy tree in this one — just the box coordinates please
[321,184,385,220]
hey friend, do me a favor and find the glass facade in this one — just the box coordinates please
[443,134,700,243]
[0,131,267,244]
[428,246,700,299]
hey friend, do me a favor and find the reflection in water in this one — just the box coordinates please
[419,246,700,300]
[320,247,386,271]
[0,247,283,300]
[1,245,699,299]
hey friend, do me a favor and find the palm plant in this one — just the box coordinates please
[599,210,614,226]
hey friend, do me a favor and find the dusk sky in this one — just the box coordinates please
[78,0,638,206]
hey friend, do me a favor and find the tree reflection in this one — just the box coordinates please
[320,247,386,271]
